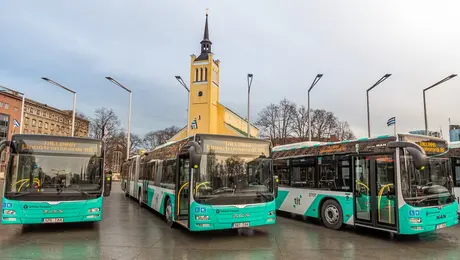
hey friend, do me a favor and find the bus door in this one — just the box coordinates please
[133,157,140,198]
[142,161,153,205]
[353,154,397,232]
[175,154,191,228]
[452,157,460,205]
[127,161,134,196]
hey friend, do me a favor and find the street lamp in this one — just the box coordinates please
[247,74,254,137]
[307,74,323,142]
[175,76,190,136]
[105,77,132,160]
[423,74,457,134]
[366,74,392,137]
[41,77,76,137]
[0,85,25,134]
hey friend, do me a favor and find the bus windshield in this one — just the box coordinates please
[6,153,102,195]
[400,150,455,206]
[193,152,274,205]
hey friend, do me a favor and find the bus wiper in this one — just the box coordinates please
[256,192,270,200]
[8,192,31,198]
[57,187,90,197]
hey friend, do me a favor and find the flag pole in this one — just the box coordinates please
[393,118,396,137]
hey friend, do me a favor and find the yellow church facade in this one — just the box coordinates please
[169,13,259,142]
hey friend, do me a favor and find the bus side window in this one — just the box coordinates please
[337,158,351,192]
[318,156,336,190]
[454,158,460,187]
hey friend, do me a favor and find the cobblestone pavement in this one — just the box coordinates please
[1,181,460,260]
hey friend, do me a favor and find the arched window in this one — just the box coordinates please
[204,68,208,81]
[195,68,199,82]
[200,68,203,81]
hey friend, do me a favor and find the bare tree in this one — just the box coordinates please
[291,105,309,139]
[255,99,296,145]
[256,98,355,144]
[142,126,181,151]
[311,109,338,139]
[89,107,120,140]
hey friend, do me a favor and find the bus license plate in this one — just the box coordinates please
[232,222,250,228]
[43,218,64,223]
[436,223,446,230]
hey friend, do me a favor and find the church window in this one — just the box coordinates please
[204,68,208,81]
[195,69,199,82]
[200,68,203,81]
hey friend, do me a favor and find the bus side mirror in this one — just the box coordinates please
[406,147,427,170]
[274,175,279,197]
[189,141,202,169]
[104,173,112,197]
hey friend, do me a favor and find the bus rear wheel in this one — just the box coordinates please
[321,199,343,230]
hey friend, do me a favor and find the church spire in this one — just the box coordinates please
[197,10,212,60]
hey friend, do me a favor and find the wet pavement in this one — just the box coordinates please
[2,181,460,260]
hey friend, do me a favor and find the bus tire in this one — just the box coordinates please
[165,197,175,228]
[321,199,343,230]
[138,189,142,207]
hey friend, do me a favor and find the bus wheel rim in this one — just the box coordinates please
[325,205,339,224]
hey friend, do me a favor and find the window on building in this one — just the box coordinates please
[200,68,203,81]
[37,110,41,116]
[32,119,36,126]
[0,102,3,108]
[43,112,47,117]
[51,124,54,130]
[38,121,42,127]
[195,68,199,81]
[24,129,28,134]
[25,117,29,124]
[204,67,208,81]
[31,130,35,134]
[44,122,48,129]
[4,103,9,109]
[0,114,8,141]
[59,117,63,123]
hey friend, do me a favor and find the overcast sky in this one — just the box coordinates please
[1,1,460,138]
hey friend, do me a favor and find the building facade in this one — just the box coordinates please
[22,99,89,137]
[170,13,259,142]
[450,125,460,142]
[0,90,24,141]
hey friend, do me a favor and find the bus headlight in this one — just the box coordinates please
[88,208,100,213]
[409,218,421,223]
[3,210,15,215]
[268,211,275,216]
[195,215,209,220]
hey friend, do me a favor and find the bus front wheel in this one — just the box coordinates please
[321,199,343,230]
[165,198,175,228]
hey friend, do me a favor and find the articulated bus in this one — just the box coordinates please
[272,133,458,235]
[1,134,112,225]
[120,134,278,231]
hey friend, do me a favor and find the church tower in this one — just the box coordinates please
[188,12,221,135]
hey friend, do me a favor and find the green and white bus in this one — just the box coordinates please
[273,133,458,235]
[120,134,278,231]
[1,134,112,225]
[446,141,460,212]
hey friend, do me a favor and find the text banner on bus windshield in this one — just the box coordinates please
[17,139,101,156]
[203,139,270,156]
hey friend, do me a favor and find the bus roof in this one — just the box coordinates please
[272,133,448,159]
[11,134,102,143]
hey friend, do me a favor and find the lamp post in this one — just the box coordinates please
[366,74,392,137]
[175,76,190,136]
[105,77,132,160]
[423,74,457,134]
[0,85,25,134]
[41,77,76,137]
[307,74,323,142]
[247,74,254,137]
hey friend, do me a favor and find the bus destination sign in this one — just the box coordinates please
[203,139,269,156]
[417,141,446,154]
[17,139,100,156]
